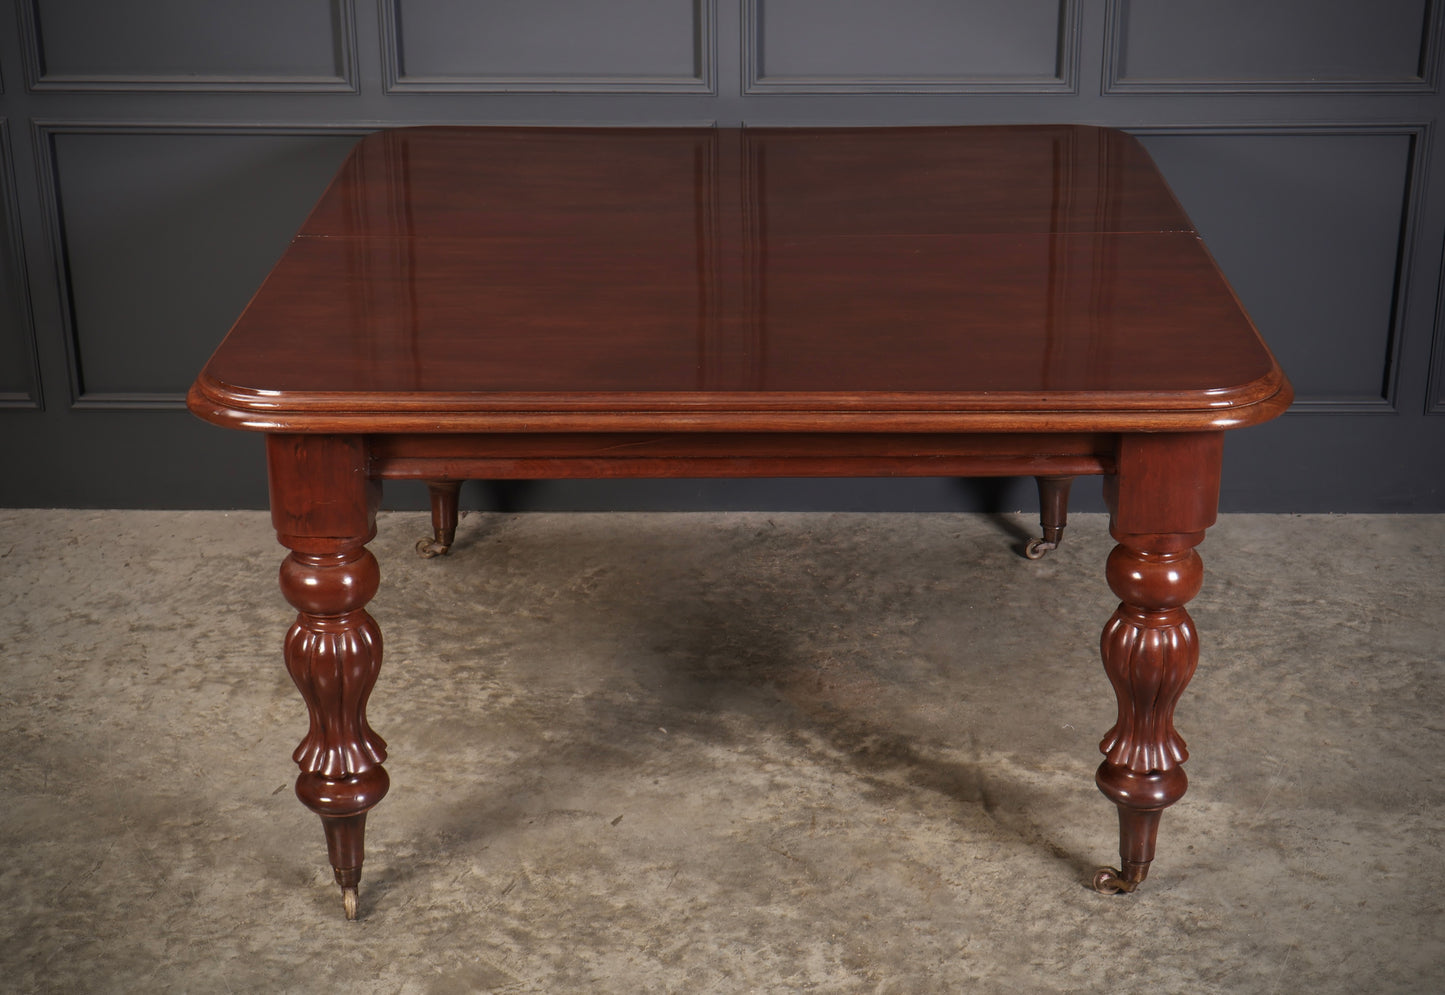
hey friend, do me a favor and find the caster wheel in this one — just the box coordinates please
[416,537,451,558]
[1092,867,1139,895]
[1024,538,1055,560]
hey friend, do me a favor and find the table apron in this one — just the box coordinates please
[367,432,1115,480]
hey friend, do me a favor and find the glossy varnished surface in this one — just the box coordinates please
[191,126,1290,432]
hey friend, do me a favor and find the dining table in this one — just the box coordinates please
[188,124,1292,919]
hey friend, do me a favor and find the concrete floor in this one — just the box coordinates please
[1,509,1442,994]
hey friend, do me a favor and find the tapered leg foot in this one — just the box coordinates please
[1025,476,1073,559]
[1092,765,1187,894]
[417,480,462,557]
[304,789,386,918]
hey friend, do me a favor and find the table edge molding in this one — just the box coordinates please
[187,371,1293,435]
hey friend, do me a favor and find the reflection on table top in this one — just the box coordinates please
[193,126,1289,431]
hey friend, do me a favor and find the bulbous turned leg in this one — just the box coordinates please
[1093,540,1202,894]
[416,480,462,558]
[1025,476,1073,559]
[280,544,390,919]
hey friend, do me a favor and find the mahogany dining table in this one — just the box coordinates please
[188,125,1292,919]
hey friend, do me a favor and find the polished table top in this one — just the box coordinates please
[191,126,1289,435]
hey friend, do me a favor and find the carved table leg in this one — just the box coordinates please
[1092,433,1221,894]
[1025,476,1073,559]
[269,436,388,919]
[417,480,462,558]
[280,545,389,918]
[1092,538,1200,893]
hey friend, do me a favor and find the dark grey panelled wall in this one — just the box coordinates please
[1,1,1442,511]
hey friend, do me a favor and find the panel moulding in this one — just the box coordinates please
[1427,237,1445,413]
[19,0,359,93]
[1103,0,1443,94]
[743,0,1079,94]
[380,0,717,94]
[0,119,42,409]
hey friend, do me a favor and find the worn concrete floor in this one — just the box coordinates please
[1,509,1442,994]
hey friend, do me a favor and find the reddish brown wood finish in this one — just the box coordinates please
[189,126,1289,436]
[187,126,1293,917]
[1092,433,1222,892]
[267,435,387,919]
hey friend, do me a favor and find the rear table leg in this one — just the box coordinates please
[416,480,462,558]
[1025,476,1073,559]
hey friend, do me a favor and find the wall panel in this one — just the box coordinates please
[1430,242,1445,413]
[22,0,355,91]
[1107,0,1439,93]
[746,0,1076,92]
[1138,128,1423,411]
[383,0,714,92]
[0,120,39,406]
[37,127,363,404]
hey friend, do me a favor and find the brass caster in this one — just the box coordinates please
[1092,867,1140,895]
[415,537,450,558]
[343,887,359,921]
[1024,538,1056,560]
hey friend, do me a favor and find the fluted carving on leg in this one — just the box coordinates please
[284,606,387,779]
[1094,541,1203,894]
